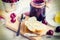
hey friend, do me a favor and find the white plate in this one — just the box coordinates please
[46,11,60,27]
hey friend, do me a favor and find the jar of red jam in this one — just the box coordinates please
[30,0,46,21]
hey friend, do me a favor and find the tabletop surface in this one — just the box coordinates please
[0,0,60,40]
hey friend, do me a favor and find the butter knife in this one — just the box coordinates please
[16,14,23,36]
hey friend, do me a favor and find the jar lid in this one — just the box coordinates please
[30,1,45,8]
[2,0,19,3]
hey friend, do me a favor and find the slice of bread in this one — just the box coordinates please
[25,17,54,35]
[25,17,37,32]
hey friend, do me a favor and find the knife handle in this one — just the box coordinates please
[16,22,21,36]
[16,14,23,36]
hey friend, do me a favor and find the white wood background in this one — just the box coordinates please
[0,0,60,40]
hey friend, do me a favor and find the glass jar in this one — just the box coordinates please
[2,0,19,12]
[30,1,46,21]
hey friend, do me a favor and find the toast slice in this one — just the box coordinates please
[25,17,54,35]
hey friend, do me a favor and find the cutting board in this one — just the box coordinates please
[2,11,54,40]
[2,12,41,40]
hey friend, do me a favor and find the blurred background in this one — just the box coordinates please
[0,0,60,40]
[0,0,60,11]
